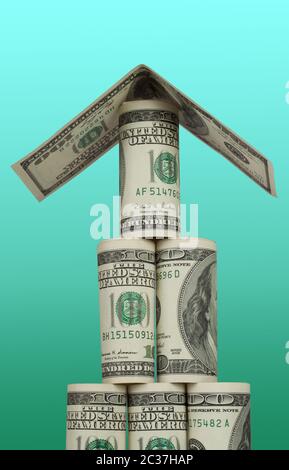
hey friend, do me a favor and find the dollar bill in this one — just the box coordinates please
[128,383,187,450]
[156,238,217,382]
[12,65,276,200]
[97,239,155,383]
[119,99,180,238]
[66,383,127,450]
[187,383,251,450]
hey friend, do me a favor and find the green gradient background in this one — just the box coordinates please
[0,0,288,450]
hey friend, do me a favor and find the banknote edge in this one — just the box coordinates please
[11,161,43,201]
[11,138,118,201]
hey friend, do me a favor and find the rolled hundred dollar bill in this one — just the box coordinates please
[156,238,217,382]
[119,100,180,238]
[187,383,251,450]
[66,384,127,450]
[128,383,187,450]
[98,239,155,383]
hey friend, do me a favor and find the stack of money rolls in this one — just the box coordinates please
[66,100,251,451]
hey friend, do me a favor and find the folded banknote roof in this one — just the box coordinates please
[12,64,276,200]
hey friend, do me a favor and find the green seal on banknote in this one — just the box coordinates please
[145,438,175,450]
[116,292,146,325]
[154,152,178,184]
[78,125,103,149]
[86,438,114,450]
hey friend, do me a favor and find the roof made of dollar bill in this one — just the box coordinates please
[12,65,276,200]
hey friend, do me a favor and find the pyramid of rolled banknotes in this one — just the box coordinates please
[66,100,251,451]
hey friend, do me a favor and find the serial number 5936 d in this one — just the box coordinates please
[139,454,194,465]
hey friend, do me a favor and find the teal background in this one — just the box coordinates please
[0,0,288,450]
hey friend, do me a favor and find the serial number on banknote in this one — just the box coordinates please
[102,330,154,341]
[190,418,230,428]
[136,187,180,198]
[156,269,180,280]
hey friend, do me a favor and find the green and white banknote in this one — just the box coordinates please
[119,99,180,238]
[156,238,217,383]
[97,239,156,384]
[66,384,127,450]
[12,65,276,200]
[128,383,187,450]
[187,383,251,450]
